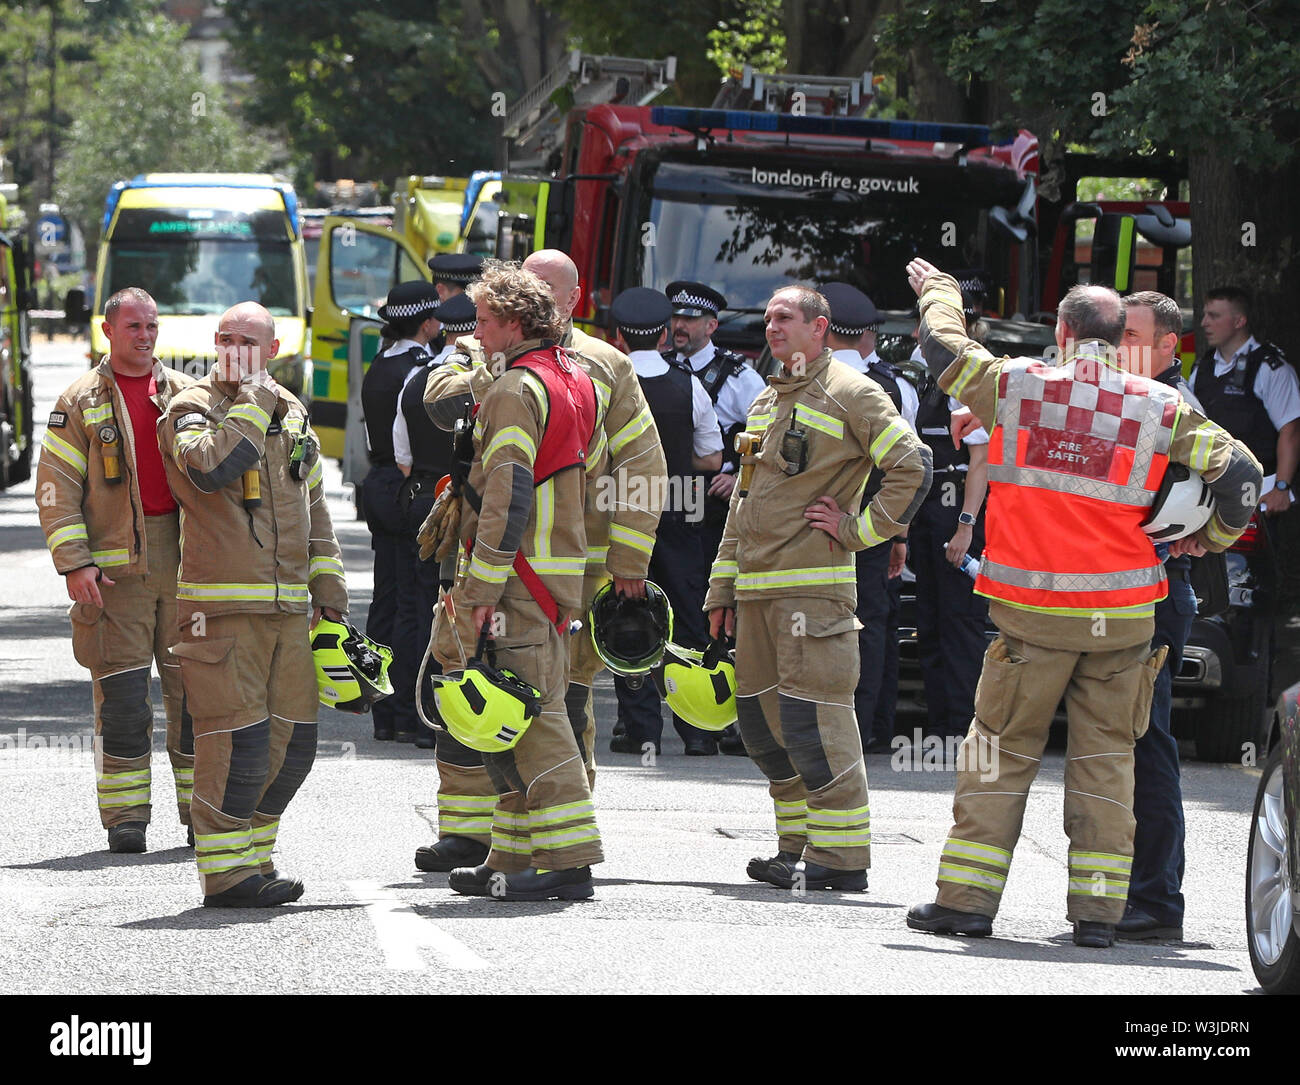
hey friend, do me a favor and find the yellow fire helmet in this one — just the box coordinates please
[311,619,394,713]
[652,636,738,732]
[431,630,542,753]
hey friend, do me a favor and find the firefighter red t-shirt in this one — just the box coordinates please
[115,371,177,515]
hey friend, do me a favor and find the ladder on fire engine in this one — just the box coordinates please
[502,52,677,170]
[712,66,875,117]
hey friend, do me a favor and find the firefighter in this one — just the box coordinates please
[393,293,476,752]
[360,281,440,743]
[903,259,1262,946]
[413,251,666,873]
[427,261,603,901]
[706,285,932,891]
[161,302,348,908]
[428,253,483,302]
[608,286,723,756]
[36,288,196,853]
[821,282,916,752]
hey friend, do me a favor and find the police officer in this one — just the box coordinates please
[608,287,723,756]
[822,283,916,752]
[361,281,440,743]
[906,288,990,745]
[428,253,483,302]
[1192,286,1300,596]
[394,293,476,752]
[1117,291,1205,941]
[665,281,765,754]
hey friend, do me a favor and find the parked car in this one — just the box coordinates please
[1173,511,1277,762]
[1245,679,1299,994]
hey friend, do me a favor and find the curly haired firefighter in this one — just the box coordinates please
[413,254,666,877]
[425,262,605,901]
[706,285,932,893]
[160,303,348,908]
[903,259,1262,947]
[36,289,196,854]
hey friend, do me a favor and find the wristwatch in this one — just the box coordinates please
[1277,480,1290,492]
[957,511,977,526]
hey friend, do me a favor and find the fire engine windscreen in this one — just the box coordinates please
[103,208,299,317]
[638,160,1023,318]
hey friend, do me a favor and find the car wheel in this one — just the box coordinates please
[1246,743,1300,994]
[7,375,33,484]
[1195,660,1269,763]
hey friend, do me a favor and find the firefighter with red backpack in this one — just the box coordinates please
[424,261,602,901]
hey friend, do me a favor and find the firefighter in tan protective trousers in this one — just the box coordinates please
[427,261,605,901]
[903,259,1262,946]
[413,251,666,876]
[160,302,348,908]
[36,288,195,853]
[706,285,933,891]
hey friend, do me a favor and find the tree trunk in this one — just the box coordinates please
[1189,152,1300,356]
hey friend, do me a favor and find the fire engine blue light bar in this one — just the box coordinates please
[651,107,995,148]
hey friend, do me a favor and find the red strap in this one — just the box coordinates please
[465,537,563,629]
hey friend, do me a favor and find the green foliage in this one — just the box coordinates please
[57,18,274,247]
[877,0,1300,168]
[706,0,787,77]
[223,0,500,185]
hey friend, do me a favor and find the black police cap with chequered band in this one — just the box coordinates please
[378,280,441,323]
[433,292,477,334]
[665,280,727,318]
[820,282,881,337]
[612,287,673,336]
[428,253,483,285]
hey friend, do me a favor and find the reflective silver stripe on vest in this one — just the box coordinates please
[986,464,1156,505]
[980,558,1165,593]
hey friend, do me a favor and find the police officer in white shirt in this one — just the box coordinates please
[610,287,725,755]
[1191,285,1300,515]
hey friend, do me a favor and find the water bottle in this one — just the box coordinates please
[945,543,980,580]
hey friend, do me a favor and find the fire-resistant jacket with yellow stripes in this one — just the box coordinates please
[917,270,1262,651]
[434,325,667,582]
[159,373,348,622]
[37,358,194,577]
[705,348,932,609]
[436,339,593,612]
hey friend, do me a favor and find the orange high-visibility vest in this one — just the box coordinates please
[978,346,1180,619]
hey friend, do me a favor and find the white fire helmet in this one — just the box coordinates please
[1143,463,1215,541]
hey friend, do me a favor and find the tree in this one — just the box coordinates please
[223,0,505,187]
[57,17,273,249]
[878,0,1300,352]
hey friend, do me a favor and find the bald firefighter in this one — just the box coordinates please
[161,302,348,908]
[707,285,932,891]
[903,259,1261,947]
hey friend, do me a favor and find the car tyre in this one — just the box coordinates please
[1195,659,1269,763]
[1246,743,1300,994]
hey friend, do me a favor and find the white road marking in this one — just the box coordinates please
[347,880,489,971]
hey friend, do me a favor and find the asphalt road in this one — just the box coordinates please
[0,339,1278,1009]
